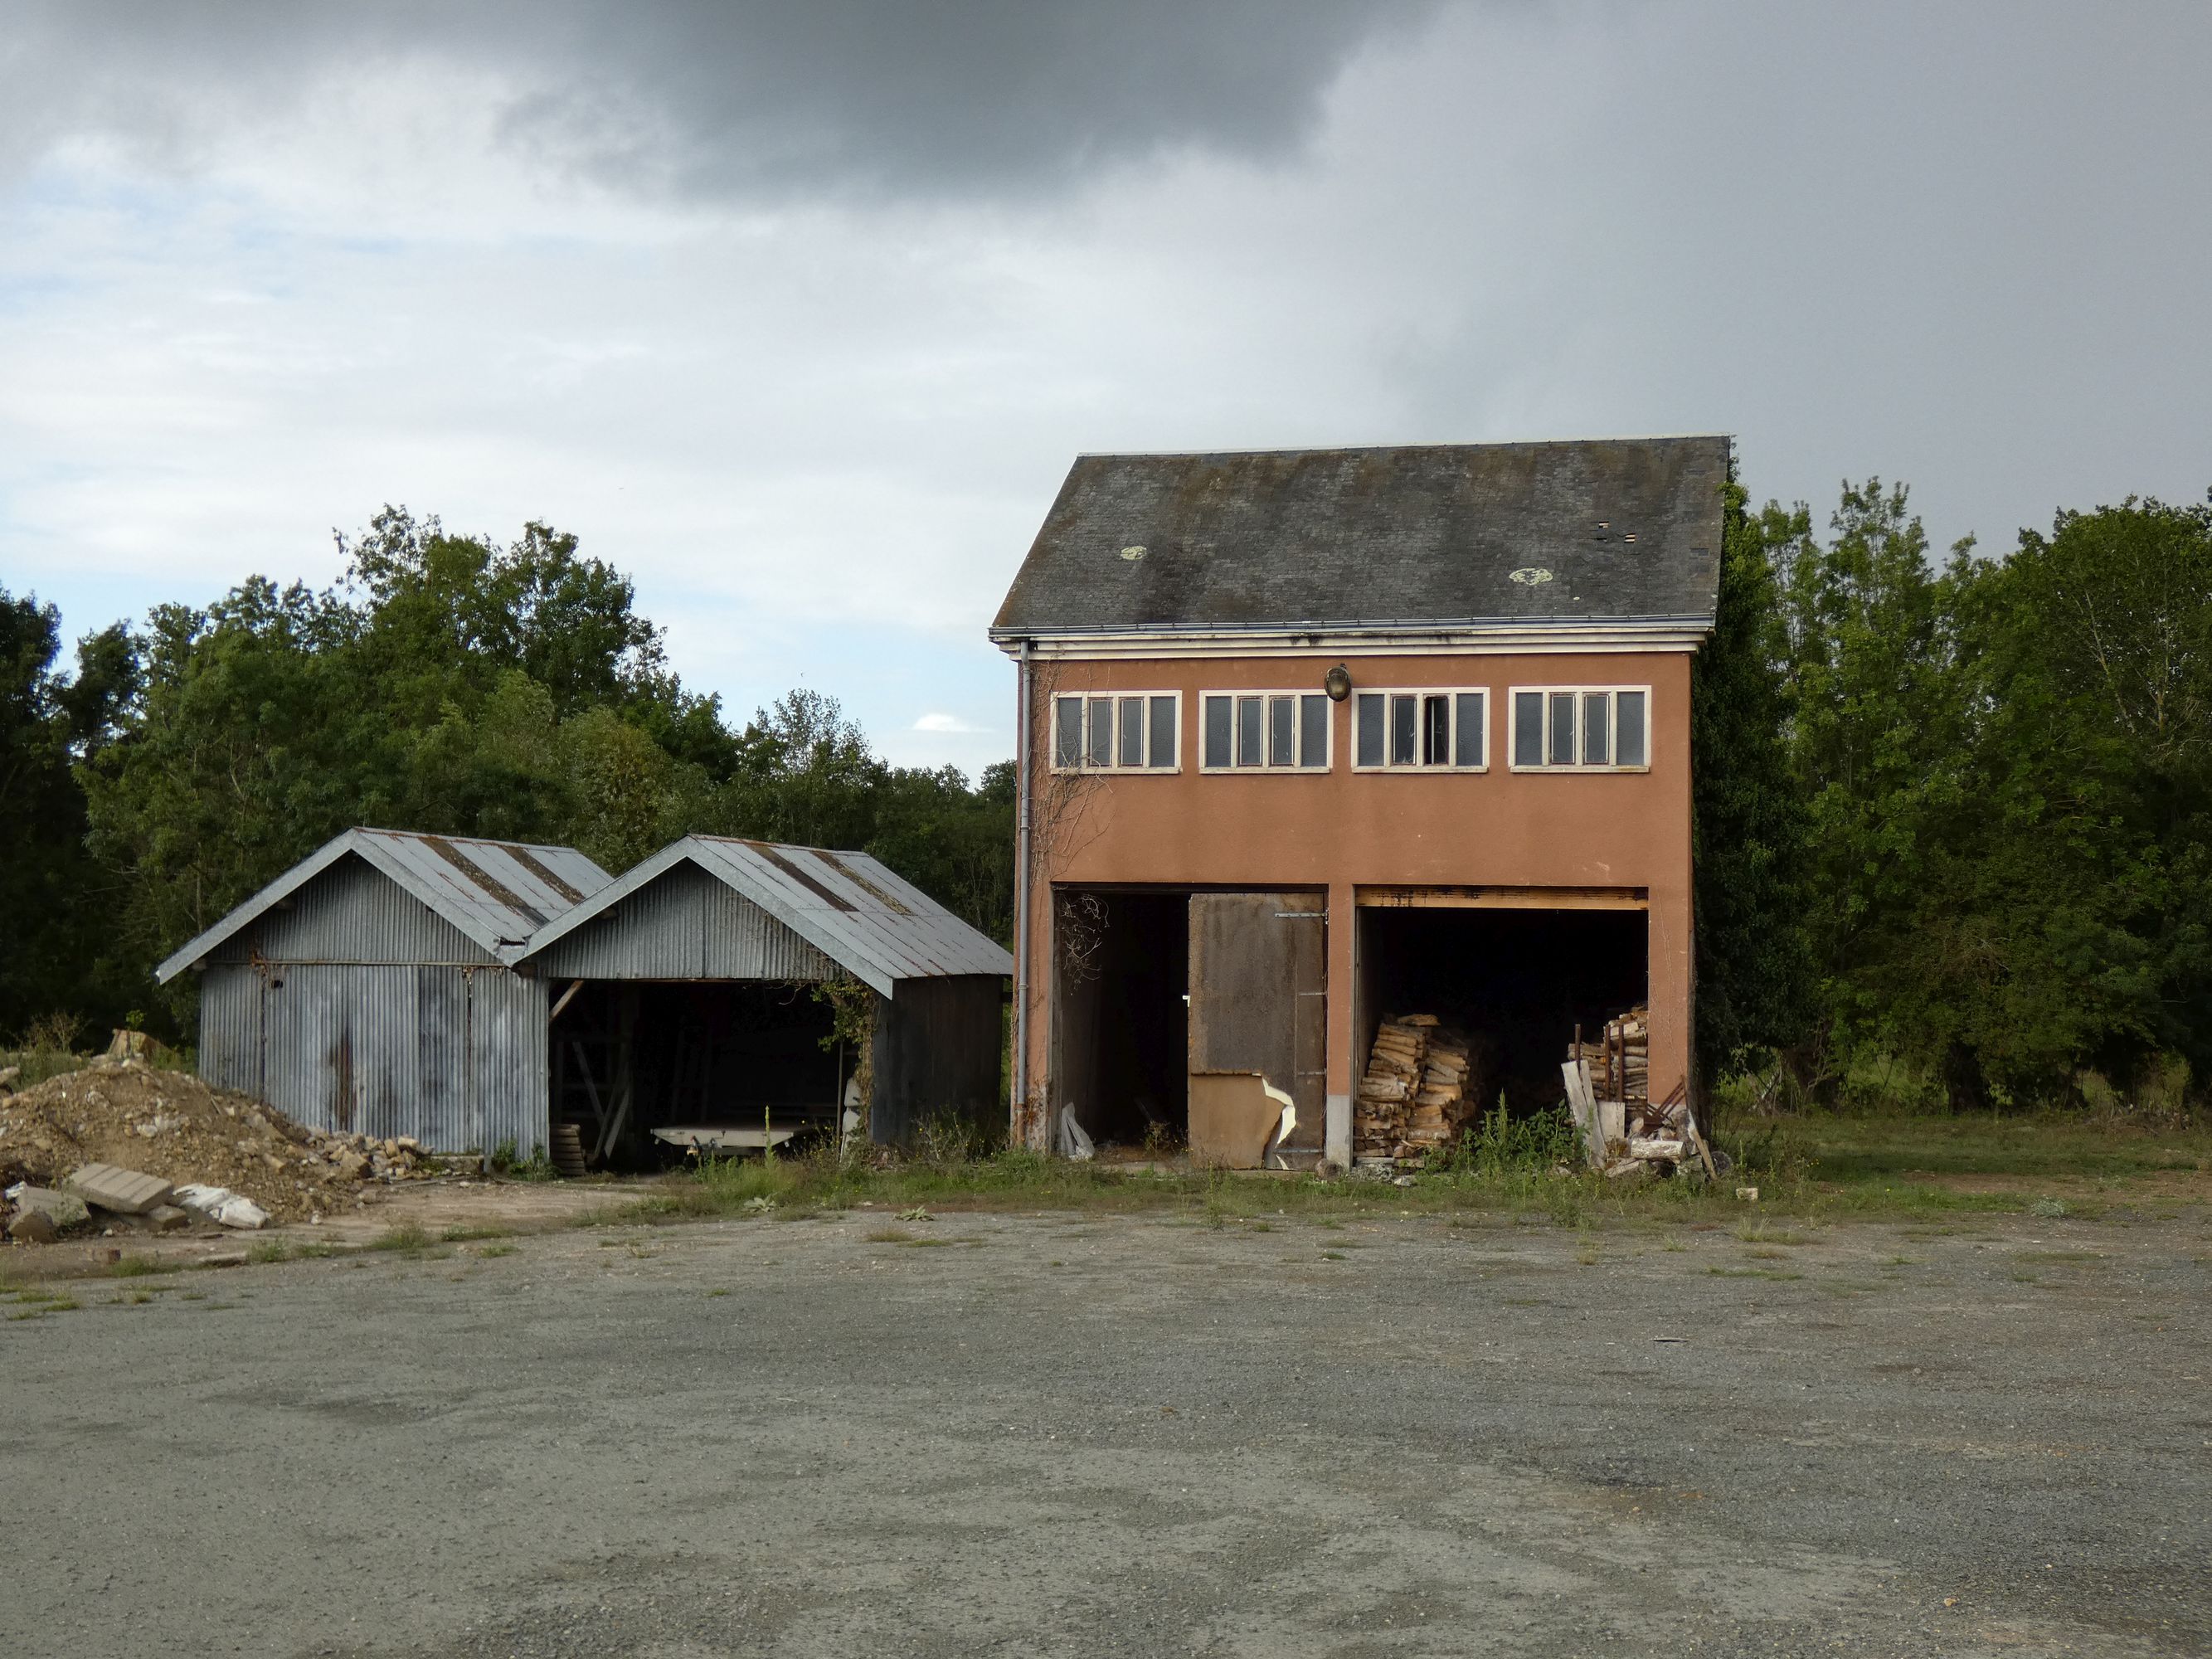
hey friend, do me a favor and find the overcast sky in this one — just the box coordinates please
[2,1,2207,773]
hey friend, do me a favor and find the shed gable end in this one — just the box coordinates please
[529,859,843,981]
[209,854,492,967]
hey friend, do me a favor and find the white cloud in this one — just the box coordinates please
[2,0,2208,780]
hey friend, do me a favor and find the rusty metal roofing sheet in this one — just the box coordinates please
[519,835,1014,997]
[155,828,614,982]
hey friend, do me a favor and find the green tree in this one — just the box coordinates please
[1690,479,1813,1092]
[0,591,137,1038]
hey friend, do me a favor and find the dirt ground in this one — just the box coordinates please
[5,1201,2208,1658]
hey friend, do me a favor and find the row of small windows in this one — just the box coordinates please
[1051,688,1649,773]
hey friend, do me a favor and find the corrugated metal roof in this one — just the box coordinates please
[156,828,614,982]
[992,436,1729,637]
[519,835,1014,997]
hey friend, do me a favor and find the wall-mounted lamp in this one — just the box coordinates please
[1323,663,1352,702]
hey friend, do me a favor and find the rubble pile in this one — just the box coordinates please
[0,1054,433,1238]
[1354,1015,1490,1164]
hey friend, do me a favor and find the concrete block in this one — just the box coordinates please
[65,1163,176,1215]
[7,1209,58,1243]
[10,1186,90,1232]
[142,1204,191,1233]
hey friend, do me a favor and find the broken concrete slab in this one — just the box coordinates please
[65,1163,176,1216]
[141,1204,191,1233]
[8,1186,91,1233]
[7,1209,58,1243]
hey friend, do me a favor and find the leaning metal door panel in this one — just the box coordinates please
[1188,892,1326,1151]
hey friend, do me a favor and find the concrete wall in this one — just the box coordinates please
[1017,649,1695,1154]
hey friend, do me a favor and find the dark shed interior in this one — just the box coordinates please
[1051,888,1190,1147]
[1358,905,1646,1113]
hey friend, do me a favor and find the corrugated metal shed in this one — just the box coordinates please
[163,828,609,1155]
[156,828,612,981]
[522,836,1013,995]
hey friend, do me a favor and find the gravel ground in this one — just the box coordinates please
[6,1202,2208,1657]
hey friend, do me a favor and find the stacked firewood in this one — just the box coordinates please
[1356,1015,1480,1161]
[1570,1005,1650,1112]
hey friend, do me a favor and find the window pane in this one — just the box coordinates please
[1355,693,1384,766]
[1300,694,1328,767]
[1514,692,1543,766]
[1236,696,1263,767]
[1548,692,1576,766]
[1267,696,1295,766]
[1390,694,1417,766]
[1203,695,1232,769]
[1054,697,1082,767]
[1086,698,1113,767]
[1116,697,1145,766]
[1148,695,1177,768]
[1418,694,1448,766]
[1616,690,1646,766]
[1454,693,1483,767]
[1581,691,1610,766]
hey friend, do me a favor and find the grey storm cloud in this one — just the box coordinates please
[0,0,1446,196]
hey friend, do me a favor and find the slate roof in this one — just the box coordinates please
[155,828,615,980]
[519,835,1014,997]
[990,436,1729,638]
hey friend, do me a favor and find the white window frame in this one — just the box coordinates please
[1049,691,1183,773]
[1197,689,1334,773]
[1507,684,1651,772]
[1349,687,1490,773]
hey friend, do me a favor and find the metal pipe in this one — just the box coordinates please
[1013,637,1033,1145]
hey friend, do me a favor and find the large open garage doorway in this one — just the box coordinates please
[552,980,846,1170]
[1049,888,1189,1151]
[1357,899,1647,1117]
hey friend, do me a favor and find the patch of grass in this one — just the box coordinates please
[900,1237,955,1249]
[1319,1250,1347,1261]
[113,1290,156,1305]
[1762,1110,2212,1185]
[1733,1224,1810,1245]
[863,1227,912,1243]
[581,1109,2206,1239]
[101,1254,178,1277]
[706,1288,730,1297]
[487,1140,559,1182]
[8,1292,81,1319]
[474,1243,518,1258]
[1743,1246,1791,1260]
[2016,1249,2103,1263]
[1575,1245,1602,1266]
[1708,1266,1804,1282]
[368,1221,432,1253]
[440,1224,514,1243]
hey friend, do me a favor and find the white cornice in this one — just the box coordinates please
[990,621,1712,660]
